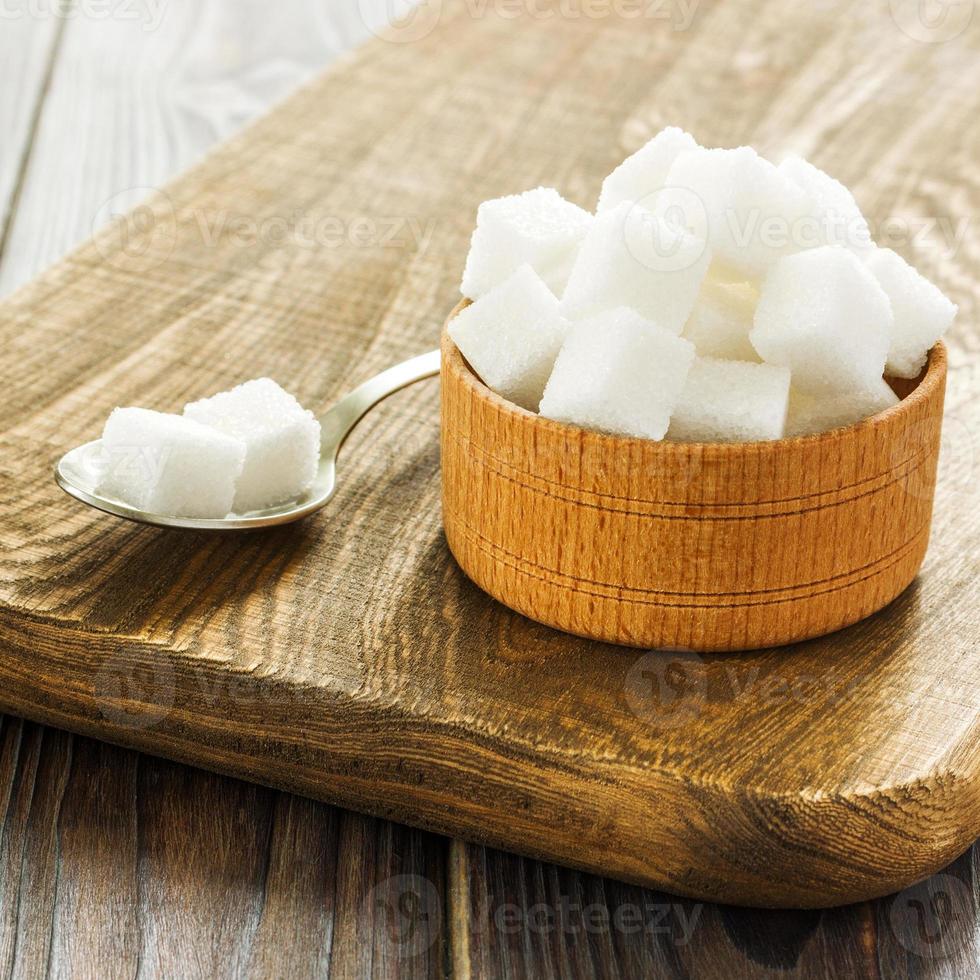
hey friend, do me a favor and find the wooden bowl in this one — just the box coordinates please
[441,310,947,652]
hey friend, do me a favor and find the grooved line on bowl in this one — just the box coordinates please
[451,433,932,520]
[447,514,928,608]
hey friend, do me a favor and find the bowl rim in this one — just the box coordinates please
[442,305,947,454]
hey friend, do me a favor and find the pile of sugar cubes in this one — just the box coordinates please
[96,379,321,519]
[450,128,957,442]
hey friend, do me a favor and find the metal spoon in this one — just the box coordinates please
[55,349,441,531]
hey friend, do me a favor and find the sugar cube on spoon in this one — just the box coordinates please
[184,378,321,514]
[97,408,246,519]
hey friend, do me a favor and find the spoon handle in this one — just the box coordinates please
[319,349,441,450]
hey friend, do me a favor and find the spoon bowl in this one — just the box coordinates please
[55,349,441,531]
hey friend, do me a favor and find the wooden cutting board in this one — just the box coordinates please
[1,2,978,909]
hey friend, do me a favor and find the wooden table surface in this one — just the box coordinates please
[0,0,977,976]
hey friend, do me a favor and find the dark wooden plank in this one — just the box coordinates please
[1,721,975,977]
[0,719,74,978]
[451,841,980,979]
[874,845,978,980]
[0,719,449,979]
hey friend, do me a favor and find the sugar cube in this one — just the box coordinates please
[461,187,593,300]
[778,155,873,253]
[682,274,759,361]
[184,378,321,513]
[659,146,811,279]
[539,307,695,440]
[97,407,246,519]
[668,358,791,442]
[596,126,699,213]
[560,201,711,333]
[784,377,900,437]
[750,246,893,392]
[864,247,957,379]
[449,264,570,411]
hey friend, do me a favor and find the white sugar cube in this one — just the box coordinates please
[668,358,790,442]
[659,146,811,279]
[682,274,759,361]
[778,155,873,253]
[864,247,956,379]
[596,126,700,213]
[750,246,893,392]
[560,202,711,333]
[449,264,570,411]
[97,408,245,519]
[461,187,592,300]
[785,378,900,437]
[184,379,321,514]
[539,307,695,440]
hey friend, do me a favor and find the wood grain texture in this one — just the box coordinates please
[443,318,946,651]
[451,836,980,978]
[3,0,976,948]
[0,716,448,979]
[2,717,977,979]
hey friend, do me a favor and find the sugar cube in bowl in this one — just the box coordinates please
[667,357,791,443]
[448,265,569,412]
[864,247,958,379]
[784,377,900,438]
[750,246,893,392]
[461,187,592,300]
[596,126,699,213]
[777,155,873,253]
[682,275,759,361]
[560,202,711,332]
[539,308,695,440]
[657,145,810,279]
